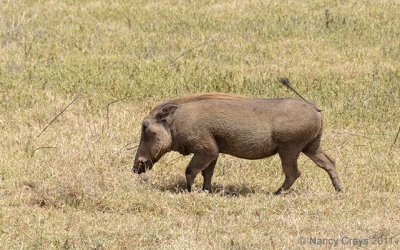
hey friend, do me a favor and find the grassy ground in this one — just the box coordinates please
[1,0,399,248]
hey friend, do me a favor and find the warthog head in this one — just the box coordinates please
[132,104,177,174]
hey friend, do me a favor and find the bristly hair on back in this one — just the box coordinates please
[150,93,249,115]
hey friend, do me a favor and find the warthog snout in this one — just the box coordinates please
[132,156,154,174]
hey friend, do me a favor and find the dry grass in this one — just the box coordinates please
[1,0,400,249]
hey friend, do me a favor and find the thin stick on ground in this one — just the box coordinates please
[166,14,249,90]
[392,125,400,148]
[171,15,248,63]
[332,131,373,140]
[106,95,130,131]
[31,146,57,157]
[37,95,80,137]
[119,140,138,152]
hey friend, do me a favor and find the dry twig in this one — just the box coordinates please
[392,125,400,148]
[31,146,57,157]
[106,95,130,131]
[170,15,247,63]
[37,95,80,137]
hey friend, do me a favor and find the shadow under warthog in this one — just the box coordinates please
[154,179,274,197]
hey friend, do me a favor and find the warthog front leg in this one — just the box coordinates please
[201,159,218,192]
[185,154,218,192]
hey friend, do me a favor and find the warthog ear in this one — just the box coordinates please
[155,104,178,123]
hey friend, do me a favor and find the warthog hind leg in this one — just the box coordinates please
[304,146,343,192]
[275,149,301,195]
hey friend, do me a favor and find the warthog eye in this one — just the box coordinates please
[142,121,149,131]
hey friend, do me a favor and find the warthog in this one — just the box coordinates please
[132,93,342,194]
